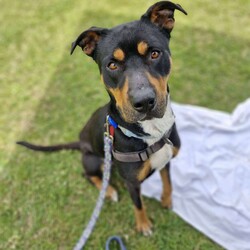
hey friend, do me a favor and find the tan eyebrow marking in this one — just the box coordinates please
[113,48,125,61]
[137,41,149,55]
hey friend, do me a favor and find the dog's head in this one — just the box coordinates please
[71,1,187,123]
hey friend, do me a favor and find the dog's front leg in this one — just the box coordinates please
[160,162,172,209]
[126,182,152,236]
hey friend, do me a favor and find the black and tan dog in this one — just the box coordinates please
[17,1,187,236]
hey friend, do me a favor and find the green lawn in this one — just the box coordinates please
[1,0,249,249]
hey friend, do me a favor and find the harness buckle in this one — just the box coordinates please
[164,138,173,146]
[139,151,149,161]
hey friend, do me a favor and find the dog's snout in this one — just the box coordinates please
[131,90,156,113]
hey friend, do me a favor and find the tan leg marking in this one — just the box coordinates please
[134,206,152,236]
[160,167,172,208]
[89,176,118,202]
[172,146,180,158]
[137,160,151,182]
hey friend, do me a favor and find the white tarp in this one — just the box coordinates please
[141,99,250,250]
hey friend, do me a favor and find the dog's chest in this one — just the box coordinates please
[149,143,173,170]
[139,102,175,170]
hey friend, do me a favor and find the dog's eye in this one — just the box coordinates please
[107,62,118,71]
[151,50,160,60]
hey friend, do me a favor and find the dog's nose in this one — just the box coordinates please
[131,90,156,113]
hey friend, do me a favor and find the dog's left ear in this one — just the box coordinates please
[141,1,187,33]
[70,26,109,57]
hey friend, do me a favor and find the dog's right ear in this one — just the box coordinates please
[141,1,187,34]
[70,27,109,57]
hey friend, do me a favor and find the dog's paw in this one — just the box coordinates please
[110,189,119,202]
[136,219,153,237]
[106,186,119,202]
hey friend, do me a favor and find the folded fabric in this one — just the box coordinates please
[142,99,250,250]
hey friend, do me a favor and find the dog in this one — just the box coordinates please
[17,1,187,236]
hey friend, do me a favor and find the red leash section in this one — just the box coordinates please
[109,124,115,138]
[107,115,118,138]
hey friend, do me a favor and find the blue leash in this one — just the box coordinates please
[105,236,127,250]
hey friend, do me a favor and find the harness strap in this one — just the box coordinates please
[112,127,173,163]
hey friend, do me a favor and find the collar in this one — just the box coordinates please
[107,115,156,140]
[106,115,173,162]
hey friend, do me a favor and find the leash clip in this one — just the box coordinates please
[104,115,114,141]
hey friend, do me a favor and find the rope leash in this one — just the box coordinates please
[73,117,127,250]
[73,135,113,250]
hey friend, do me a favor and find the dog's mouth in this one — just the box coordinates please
[119,97,167,124]
[140,112,161,121]
[143,104,167,121]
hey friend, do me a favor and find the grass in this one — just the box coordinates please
[0,0,249,249]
